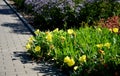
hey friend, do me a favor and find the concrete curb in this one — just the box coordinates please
[3,0,36,36]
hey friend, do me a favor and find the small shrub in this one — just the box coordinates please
[98,16,120,33]
[24,0,84,30]
[13,0,25,9]
[78,0,120,25]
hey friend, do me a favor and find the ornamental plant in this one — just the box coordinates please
[24,0,84,30]
[26,27,120,76]
[79,0,120,25]
[13,0,25,9]
[99,16,120,33]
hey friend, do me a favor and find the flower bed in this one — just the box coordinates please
[26,27,120,76]
[10,0,120,75]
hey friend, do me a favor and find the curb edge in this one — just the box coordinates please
[3,0,35,36]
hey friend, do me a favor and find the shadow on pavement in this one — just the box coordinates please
[0,5,14,15]
[12,51,66,76]
[0,4,32,35]
[1,23,31,35]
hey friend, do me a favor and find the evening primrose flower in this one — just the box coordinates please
[79,55,86,62]
[67,29,74,35]
[104,42,111,48]
[35,46,41,52]
[96,44,103,49]
[26,43,31,50]
[113,28,119,33]
[67,58,75,67]
[64,56,71,63]
[46,33,52,42]
[28,36,35,43]
[34,29,40,35]
[64,56,75,67]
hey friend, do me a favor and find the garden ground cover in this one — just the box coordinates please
[26,27,120,76]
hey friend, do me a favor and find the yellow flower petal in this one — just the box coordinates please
[67,29,74,35]
[35,46,41,52]
[96,44,103,49]
[79,55,86,62]
[34,29,40,35]
[113,28,119,33]
[64,56,70,63]
[67,58,75,67]
[28,36,35,43]
[46,33,52,42]
[26,43,31,50]
[104,42,111,48]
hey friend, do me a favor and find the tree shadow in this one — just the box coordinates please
[0,4,33,35]
[12,51,67,76]
[0,5,14,15]
[1,23,31,35]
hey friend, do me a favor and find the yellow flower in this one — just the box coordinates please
[53,28,59,32]
[74,66,78,71]
[98,50,105,55]
[113,28,119,33]
[28,36,35,43]
[26,43,31,50]
[64,56,71,63]
[79,55,86,62]
[67,29,74,35]
[104,42,111,48]
[35,46,41,52]
[67,58,75,67]
[64,56,75,67]
[34,29,40,35]
[46,33,52,42]
[96,44,103,49]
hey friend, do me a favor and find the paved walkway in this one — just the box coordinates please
[0,0,62,76]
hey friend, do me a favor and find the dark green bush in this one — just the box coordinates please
[13,0,25,9]
[78,0,120,25]
[33,7,65,31]
[13,0,120,30]
[33,0,120,30]
[33,6,80,31]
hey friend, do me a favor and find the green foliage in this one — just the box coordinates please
[79,0,120,25]
[26,27,120,75]
[33,7,65,31]
[13,0,25,9]
[13,0,120,30]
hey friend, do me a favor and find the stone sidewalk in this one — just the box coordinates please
[0,0,63,76]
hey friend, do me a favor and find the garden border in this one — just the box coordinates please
[3,0,35,36]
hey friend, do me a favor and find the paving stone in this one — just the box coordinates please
[5,72,17,76]
[0,72,6,76]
